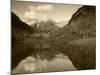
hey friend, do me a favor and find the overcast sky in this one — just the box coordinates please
[11,0,82,25]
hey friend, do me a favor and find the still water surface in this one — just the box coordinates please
[12,41,76,74]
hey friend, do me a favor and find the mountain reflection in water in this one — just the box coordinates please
[12,41,77,74]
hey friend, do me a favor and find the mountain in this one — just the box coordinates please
[66,5,95,38]
[11,12,34,41]
[31,20,59,38]
[52,5,96,41]
[32,20,58,31]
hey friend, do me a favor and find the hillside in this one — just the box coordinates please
[51,5,96,41]
[11,12,34,41]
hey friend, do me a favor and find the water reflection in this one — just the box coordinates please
[12,53,76,74]
[12,41,76,74]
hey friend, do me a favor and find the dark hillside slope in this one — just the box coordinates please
[11,12,34,41]
[53,6,96,41]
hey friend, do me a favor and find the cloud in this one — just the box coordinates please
[24,11,37,19]
[21,5,54,25]
[37,5,53,11]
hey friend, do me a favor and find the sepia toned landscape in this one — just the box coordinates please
[11,0,96,74]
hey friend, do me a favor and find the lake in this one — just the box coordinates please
[12,40,77,74]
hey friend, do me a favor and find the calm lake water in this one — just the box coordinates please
[12,41,77,74]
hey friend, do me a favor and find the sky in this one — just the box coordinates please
[11,0,82,25]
